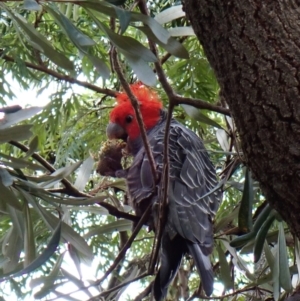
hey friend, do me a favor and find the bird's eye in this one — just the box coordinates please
[125,115,133,124]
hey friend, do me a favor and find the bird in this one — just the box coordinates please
[106,83,222,301]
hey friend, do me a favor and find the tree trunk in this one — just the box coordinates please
[184,1,300,238]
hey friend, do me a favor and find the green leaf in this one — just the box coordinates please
[216,128,229,151]
[81,1,170,43]
[24,136,39,159]
[154,5,185,24]
[0,182,22,211]
[21,190,94,264]
[0,153,45,171]
[182,104,223,129]
[87,55,110,80]
[0,107,42,129]
[46,4,95,48]
[238,168,254,233]
[137,25,189,59]
[88,15,157,63]
[273,243,280,301]
[253,210,276,263]
[22,0,41,11]
[39,161,82,188]
[1,226,23,274]
[114,6,131,33]
[216,244,233,290]
[264,241,275,274]
[12,222,61,278]
[0,125,32,143]
[74,156,94,191]
[125,53,157,86]
[168,27,195,37]
[84,219,132,238]
[23,202,36,266]
[0,5,74,71]
[0,167,13,186]
[278,222,292,292]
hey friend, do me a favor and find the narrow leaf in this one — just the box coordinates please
[168,27,195,37]
[2,7,74,71]
[23,202,36,266]
[0,107,42,129]
[137,25,189,59]
[273,243,280,301]
[13,222,61,278]
[0,125,32,143]
[0,167,13,186]
[46,4,95,48]
[216,128,230,151]
[74,156,94,191]
[84,219,132,238]
[24,136,39,158]
[114,6,131,33]
[238,168,254,233]
[87,55,110,80]
[216,244,233,290]
[278,222,292,292]
[126,54,156,86]
[0,182,22,211]
[182,104,223,129]
[154,5,185,24]
[23,0,41,11]
[253,210,276,263]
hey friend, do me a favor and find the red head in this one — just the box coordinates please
[107,83,163,141]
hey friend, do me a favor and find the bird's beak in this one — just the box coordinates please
[106,123,127,140]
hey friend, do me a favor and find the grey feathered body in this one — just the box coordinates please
[125,111,222,300]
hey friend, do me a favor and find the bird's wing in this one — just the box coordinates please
[166,122,222,250]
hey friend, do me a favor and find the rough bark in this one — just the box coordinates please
[184,1,300,238]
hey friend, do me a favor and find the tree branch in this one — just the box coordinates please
[0,53,116,97]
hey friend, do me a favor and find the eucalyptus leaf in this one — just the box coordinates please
[137,25,189,59]
[0,107,42,129]
[278,222,292,292]
[216,128,230,151]
[0,167,13,186]
[126,54,157,86]
[216,244,233,290]
[46,4,95,48]
[253,211,276,263]
[182,104,223,129]
[24,136,39,159]
[84,219,132,238]
[22,0,41,11]
[114,6,131,33]
[0,182,22,211]
[154,5,185,24]
[238,168,254,233]
[168,27,195,37]
[74,156,94,191]
[0,5,73,71]
[81,1,170,43]
[23,202,36,266]
[0,124,32,143]
[12,222,61,278]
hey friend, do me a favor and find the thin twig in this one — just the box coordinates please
[0,53,116,97]
[173,95,231,116]
[186,286,271,301]
[93,202,152,286]
[111,47,157,184]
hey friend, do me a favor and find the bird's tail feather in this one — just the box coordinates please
[153,235,185,301]
[187,242,214,296]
